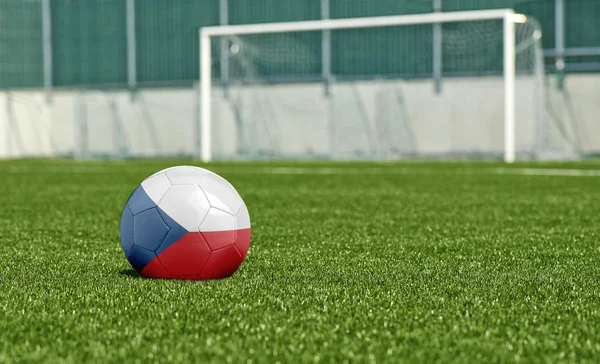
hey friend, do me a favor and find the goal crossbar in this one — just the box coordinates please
[199,9,520,162]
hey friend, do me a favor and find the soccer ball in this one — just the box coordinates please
[119,166,251,280]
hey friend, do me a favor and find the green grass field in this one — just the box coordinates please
[1,159,599,363]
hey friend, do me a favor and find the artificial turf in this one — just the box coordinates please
[0,159,599,363]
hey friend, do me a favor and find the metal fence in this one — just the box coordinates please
[0,0,598,92]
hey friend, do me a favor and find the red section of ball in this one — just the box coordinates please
[202,229,236,251]
[235,228,251,259]
[143,229,250,281]
[140,256,171,279]
[158,233,211,276]
[170,274,202,280]
[200,245,244,280]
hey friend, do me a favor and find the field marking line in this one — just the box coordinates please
[223,167,600,177]
[493,168,600,177]
[3,165,600,177]
[4,165,131,173]
[226,167,417,175]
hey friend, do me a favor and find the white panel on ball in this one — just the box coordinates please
[158,185,211,232]
[149,167,176,178]
[164,165,208,185]
[200,208,236,232]
[235,204,251,230]
[141,173,171,205]
[199,173,243,215]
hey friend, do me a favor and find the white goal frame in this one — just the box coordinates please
[199,9,525,163]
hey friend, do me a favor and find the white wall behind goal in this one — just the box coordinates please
[0,74,598,159]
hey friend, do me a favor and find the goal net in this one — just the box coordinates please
[199,10,580,162]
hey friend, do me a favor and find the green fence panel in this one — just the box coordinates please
[444,0,555,48]
[567,0,600,47]
[329,0,432,78]
[51,0,127,87]
[331,0,432,18]
[514,0,555,50]
[224,0,321,80]
[566,0,600,67]
[229,0,320,24]
[330,25,433,78]
[0,0,598,89]
[136,0,219,85]
[0,0,43,89]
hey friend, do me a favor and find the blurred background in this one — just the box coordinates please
[0,0,598,160]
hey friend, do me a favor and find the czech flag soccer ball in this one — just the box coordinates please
[119,166,251,280]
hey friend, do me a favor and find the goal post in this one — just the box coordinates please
[198,9,535,163]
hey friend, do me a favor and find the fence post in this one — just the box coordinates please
[321,0,332,96]
[433,0,442,94]
[220,0,229,97]
[42,0,52,103]
[555,0,565,89]
[126,0,137,90]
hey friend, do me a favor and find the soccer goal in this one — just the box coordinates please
[198,9,576,162]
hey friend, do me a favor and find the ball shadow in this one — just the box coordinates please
[117,268,235,281]
[119,269,142,279]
